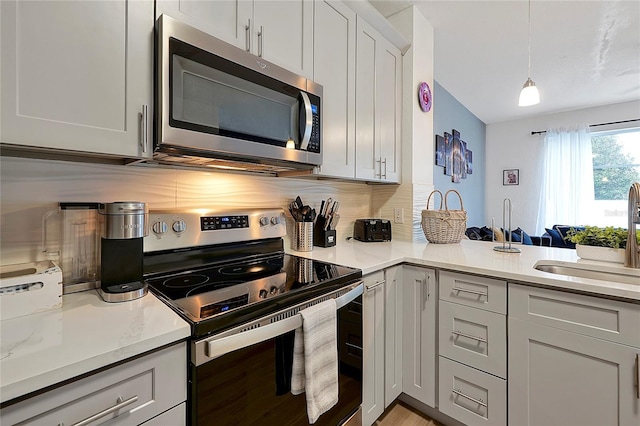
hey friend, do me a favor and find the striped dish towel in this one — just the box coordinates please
[291,299,339,424]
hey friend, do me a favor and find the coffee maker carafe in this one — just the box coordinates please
[98,202,148,302]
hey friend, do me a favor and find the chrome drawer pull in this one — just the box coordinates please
[452,330,487,343]
[452,286,488,297]
[452,388,487,407]
[636,354,640,399]
[345,342,363,351]
[72,395,138,426]
[366,280,385,291]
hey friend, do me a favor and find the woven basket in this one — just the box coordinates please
[422,190,467,244]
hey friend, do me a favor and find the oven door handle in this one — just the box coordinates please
[205,283,363,359]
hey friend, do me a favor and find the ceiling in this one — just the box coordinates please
[369,0,640,124]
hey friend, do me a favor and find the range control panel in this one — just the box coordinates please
[144,208,286,253]
[201,215,249,231]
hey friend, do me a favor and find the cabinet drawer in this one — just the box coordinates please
[509,284,640,347]
[1,343,187,425]
[439,300,506,378]
[438,356,506,426]
[142,402,186,425]
[440,271,506,314]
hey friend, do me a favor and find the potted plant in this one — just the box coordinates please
[565,226,640,263]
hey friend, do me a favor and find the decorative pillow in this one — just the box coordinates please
[502,229,521,243]
[517,228,533,245]
[492,227,504,242]
[545,227,566,247]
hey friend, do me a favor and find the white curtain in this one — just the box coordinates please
[535,125,594,234]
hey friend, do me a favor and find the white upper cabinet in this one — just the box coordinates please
[156,0,313,78]
[0,0,153,158]
[355,16,401,183]
[313,0,356,179]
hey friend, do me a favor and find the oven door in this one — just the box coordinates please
[190,283,363,426]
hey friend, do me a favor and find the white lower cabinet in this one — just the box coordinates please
[362,265,403,426]
[401,265,437,407]
[509,285,640,426]
[362,270,385,426]
[384,265,403,406]
[0,342,187,425]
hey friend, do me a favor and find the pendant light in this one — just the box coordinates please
[518,0,540,106]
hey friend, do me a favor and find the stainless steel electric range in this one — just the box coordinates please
[143,208,364,426]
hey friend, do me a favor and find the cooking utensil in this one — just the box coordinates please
[295,196,304,210]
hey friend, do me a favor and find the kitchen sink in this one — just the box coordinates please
[533,260,640,285]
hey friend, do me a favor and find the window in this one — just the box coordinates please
[587,128,640,227]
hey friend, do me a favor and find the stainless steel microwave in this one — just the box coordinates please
[154,15,322,172]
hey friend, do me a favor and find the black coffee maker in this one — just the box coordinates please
[98,202,148,302]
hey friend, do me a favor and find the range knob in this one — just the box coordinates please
[269,286,279,295]
[270,215,280,225]
[172,219,187,233]
[152,221,168,235]
[259,289,268,299]
[259,216,269,227]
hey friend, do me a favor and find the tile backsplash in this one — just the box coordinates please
[0,157,373,265]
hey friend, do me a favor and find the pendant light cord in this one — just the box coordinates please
[527,0,532,78]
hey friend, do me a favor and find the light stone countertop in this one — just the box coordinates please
[2,238,638,406]
[0,290,190,404]
[289,239,640,302]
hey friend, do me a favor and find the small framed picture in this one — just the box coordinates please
[503,169,519,185]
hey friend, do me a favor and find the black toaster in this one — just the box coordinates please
[354,219,392,242]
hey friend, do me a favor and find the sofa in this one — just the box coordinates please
[465,226,551,247]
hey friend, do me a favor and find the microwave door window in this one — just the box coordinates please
[172,55,297,147]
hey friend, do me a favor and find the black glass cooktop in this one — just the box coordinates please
[144,241,361,338]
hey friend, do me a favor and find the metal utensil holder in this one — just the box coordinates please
[493,198,521,253]
[293,222,313,252]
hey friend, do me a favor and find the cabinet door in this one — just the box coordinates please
[1,0,153,158]
[355,16,401,182]
[354,16,378,181]
[253,0,313,78]
[362,271,385,426]
[376,36,401,183]
[402,266,437,407]
[156,0,252,51]
[509,318,640,426]
[384,265,403,407]
[313,0,356,178]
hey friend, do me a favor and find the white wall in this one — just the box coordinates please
[485,100,640,235]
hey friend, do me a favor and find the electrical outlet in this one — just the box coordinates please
[394,208,404,224]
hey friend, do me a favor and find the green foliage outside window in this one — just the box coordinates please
[592,134,640,200]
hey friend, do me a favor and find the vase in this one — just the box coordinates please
[575,244,626,264]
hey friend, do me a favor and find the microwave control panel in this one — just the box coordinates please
[307,103,320,153]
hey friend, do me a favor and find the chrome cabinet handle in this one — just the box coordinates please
[245,19,251,52]
[257,25,263,57]
[452,388,487,408]
[381,158,387,179]
[141,104,148,153]
[452,330,487,343]
[72,395,138,426]
[636,354,640,399]
[452,286,488,297]
[366,280,385,292]
[345,342,363,351]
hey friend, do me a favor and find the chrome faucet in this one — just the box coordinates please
[625,182,640,268]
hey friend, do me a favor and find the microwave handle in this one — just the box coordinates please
[299,92,312,150]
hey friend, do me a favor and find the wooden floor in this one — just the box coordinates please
[374,401,444,426]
